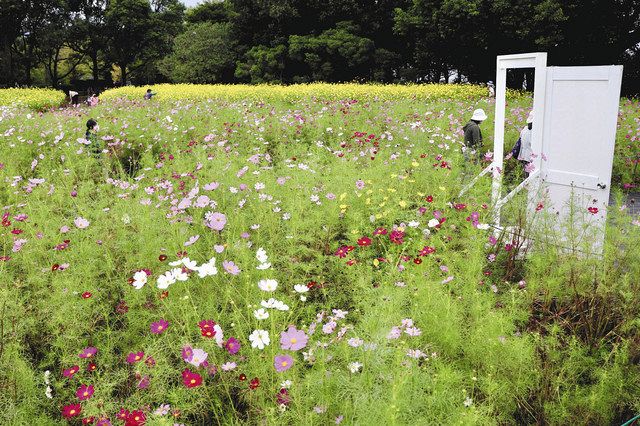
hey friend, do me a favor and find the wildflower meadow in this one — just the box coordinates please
[1,85,639,425]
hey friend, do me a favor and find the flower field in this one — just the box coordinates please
[0,88,67,111]
[1,86,639,425]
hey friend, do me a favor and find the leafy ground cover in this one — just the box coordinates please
[1,86,639,425]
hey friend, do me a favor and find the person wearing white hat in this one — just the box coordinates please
[463,108,488,163]
[487,81,495,97]
[69,90,79,107]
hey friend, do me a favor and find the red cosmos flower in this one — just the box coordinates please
[182,369,203,388]
[357,236,372,247]
[116,409,130,421]
[454,203,467,210]
[418,246,436,256]
[389,230,405,245]
[52,263,60,271]
[125,410,146,426]
[334,246,349,258]
[346,245,355,252]
[159,291,169,299]
[198,320,217,338]
[425,195,434,203]
[81,292,92,299]
[158,254,167,261]
[11,229,23,234]
[82,416,95,424]
[277,388,291,405]
[62,403,82,419]
[588,207,599,214]
[413,258,423,264]
[1,212,11,227]
[536,203,544,211]
[306,281,316,289]
[76,384,95,400]
[249,377,260,390]
[373,227,388,236]
[63,365,80,379]
[346,259,357,266]
[238,373,247,381]
[87,362,97,372]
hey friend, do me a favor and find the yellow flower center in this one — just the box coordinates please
[83,391,88,396]
[69,410,76,415]
[290,338,297,344]
[190,379,196,384]
[281,361,288,367]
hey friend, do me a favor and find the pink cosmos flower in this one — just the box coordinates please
[355,179,365,190]
[79,347,98,358]
[74,217,90,229]
[280,326,308,351]
[184,235,200,246]
[126,351,144,364]
[186,348,208,367]
[274,354,294,372]
[203,182,219,190]
[150,319,169,334]
[214,244,225,253]
[205,212,227,231]
[76,384,94,400]
[222,260,240,275]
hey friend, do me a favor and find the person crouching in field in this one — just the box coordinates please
[85,119,108,181]
[463,108,487,163]
[144,89,156,100]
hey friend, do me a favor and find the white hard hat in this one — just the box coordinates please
[471,108,488,121]
[526,111,534,124]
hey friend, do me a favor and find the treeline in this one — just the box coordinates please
[1,0,639,93]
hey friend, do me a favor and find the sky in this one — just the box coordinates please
[180,0,202,7]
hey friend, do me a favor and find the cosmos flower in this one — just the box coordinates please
[62,404,82,419]
[76,384,94,400]
[249,329,270,350]
[274,354,294,372]
[280,326,308,351]
[150,319,169,334]
[182,369,203,388]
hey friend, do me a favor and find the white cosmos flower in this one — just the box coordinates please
[258,279,278,292]
[408,220,420,228]
[256,262,271,270]
[348,362,363,373]
[132,270,148,289]
[253,308,269,320]
[169,259,182,266]
[477,223,490,230]
[197,257,218,278]
[293,284,309,293]
[249,329,270,350]
[273,300,289,311]
[182,257,198,270]
[256,247,268,263]
[214,324,224,347]
[157,270,176,289]
[261,298,276,309]
[172,268,188,281]
[45,385,53,399]
[428,218,440,228]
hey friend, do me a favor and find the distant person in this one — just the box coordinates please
[85,118,102,157]
[86,93,99,107]
[487,81,495,97]
[144,89,156,100]
[462,108,487,163]
[69,90,79,106]
[509,111,534,176]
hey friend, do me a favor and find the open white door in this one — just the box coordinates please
[536,65,623,250]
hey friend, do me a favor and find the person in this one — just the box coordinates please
[510,111,534,176]
[85,118,102,157]
[86,93,99,107]
[462,108,488,163]
[69,90,79,106]
[143,89,156,100]
[487,81,495,97]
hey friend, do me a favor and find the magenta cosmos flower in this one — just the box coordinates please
[126,351,144,364]
[150,319,169,334]
[76,384,95,400]
[224,337,241,354]
[79,346,97,358]
[205,212,227,231]
[280,326,308,351]
[274,354,294,372]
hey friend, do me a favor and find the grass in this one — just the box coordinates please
[0,86,639,425]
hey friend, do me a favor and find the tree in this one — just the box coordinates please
[235,44,286,83]
[186,0,232,24]
[160,22,237,83]
[68,0,108,85]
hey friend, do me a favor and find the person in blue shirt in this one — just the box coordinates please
[144,89,156,100]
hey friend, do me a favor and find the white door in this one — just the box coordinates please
[534,66,623,251]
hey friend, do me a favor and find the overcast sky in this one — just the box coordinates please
[180,0,202,7]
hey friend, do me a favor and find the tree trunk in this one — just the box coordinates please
[120,63,128,85]
[91,49,99,83]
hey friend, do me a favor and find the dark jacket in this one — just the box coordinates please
[86,130,102,157]
[463,120,483,148]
